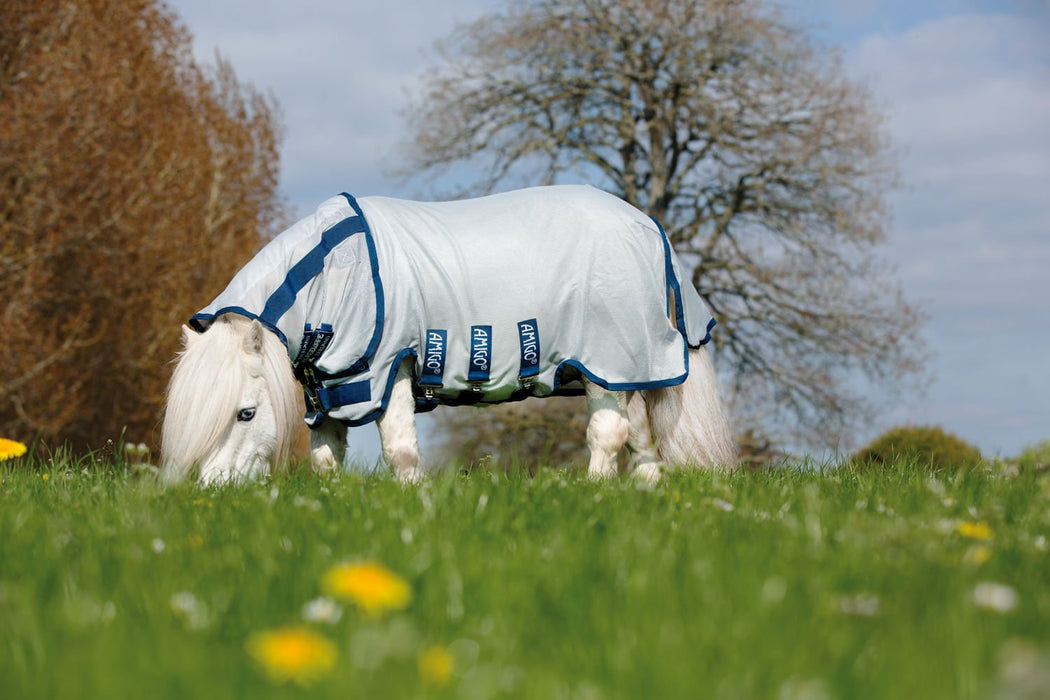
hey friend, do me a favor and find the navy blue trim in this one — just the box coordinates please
[647,216,692,381]
[317,380,371,409]
[650,217,689,338]
[258,215,365,329]
[189,307,289,347]
[340,193,385,371]
[553,359,688,392]
[341,348,417,427]
[650,216,717,349]
[696,317,716,348]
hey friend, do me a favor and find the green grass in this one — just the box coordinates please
[2,458,1049,699]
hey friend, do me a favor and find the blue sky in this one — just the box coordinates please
[167,0,1049,463]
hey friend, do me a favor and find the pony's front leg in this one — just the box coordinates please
[310,417,347,474]
[377,358,424,484]
[584,381,629,479]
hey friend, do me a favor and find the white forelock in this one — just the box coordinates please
[161,315,299,480]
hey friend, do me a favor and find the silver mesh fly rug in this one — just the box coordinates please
[190,185,716,428]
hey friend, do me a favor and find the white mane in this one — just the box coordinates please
[161,315,300,480]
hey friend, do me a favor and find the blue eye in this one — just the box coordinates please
[237,408,256,422]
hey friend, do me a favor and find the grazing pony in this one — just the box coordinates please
[161,185,735,484]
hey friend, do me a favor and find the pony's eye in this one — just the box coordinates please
[237,407,257,422]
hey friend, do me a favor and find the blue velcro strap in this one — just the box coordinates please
[317,380,371,409]
[420,329,447,387]
[517,318,540,379]
[468,325,492,382]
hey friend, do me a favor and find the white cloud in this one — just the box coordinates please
[855,16,1050,160]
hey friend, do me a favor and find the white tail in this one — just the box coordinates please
[644,346,736,469]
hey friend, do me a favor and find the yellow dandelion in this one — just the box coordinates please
[418,645,454,687]
[246,627,337,686]
[0,438,27,462]
[322,561,412,616]
[957,521,993,541]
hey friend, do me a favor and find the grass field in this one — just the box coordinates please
[2,456,1049,699]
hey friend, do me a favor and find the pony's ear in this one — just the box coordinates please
[243,318,266,355]
[181,324,199,348]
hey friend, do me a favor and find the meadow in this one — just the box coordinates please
[2,456,1048,699]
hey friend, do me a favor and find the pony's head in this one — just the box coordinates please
[161,314,300,485]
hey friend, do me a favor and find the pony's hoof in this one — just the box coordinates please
[586,466,617,481]
[396,467,425,485]
[632,462,664,483]
[310,445,341,474]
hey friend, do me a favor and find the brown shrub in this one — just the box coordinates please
[1,0,286,450]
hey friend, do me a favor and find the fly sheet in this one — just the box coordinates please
[191,185,715,426]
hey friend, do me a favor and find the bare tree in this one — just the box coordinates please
[403,0,925,460]
[0,0,286,450]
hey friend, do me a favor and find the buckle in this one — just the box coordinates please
[298,364,324,414]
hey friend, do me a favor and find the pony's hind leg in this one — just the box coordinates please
[583,381,629,479]
[626,391,664,483]
[310,417,347,474]
[377,357,424,484]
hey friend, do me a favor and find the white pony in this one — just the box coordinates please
[161,186,735,484]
